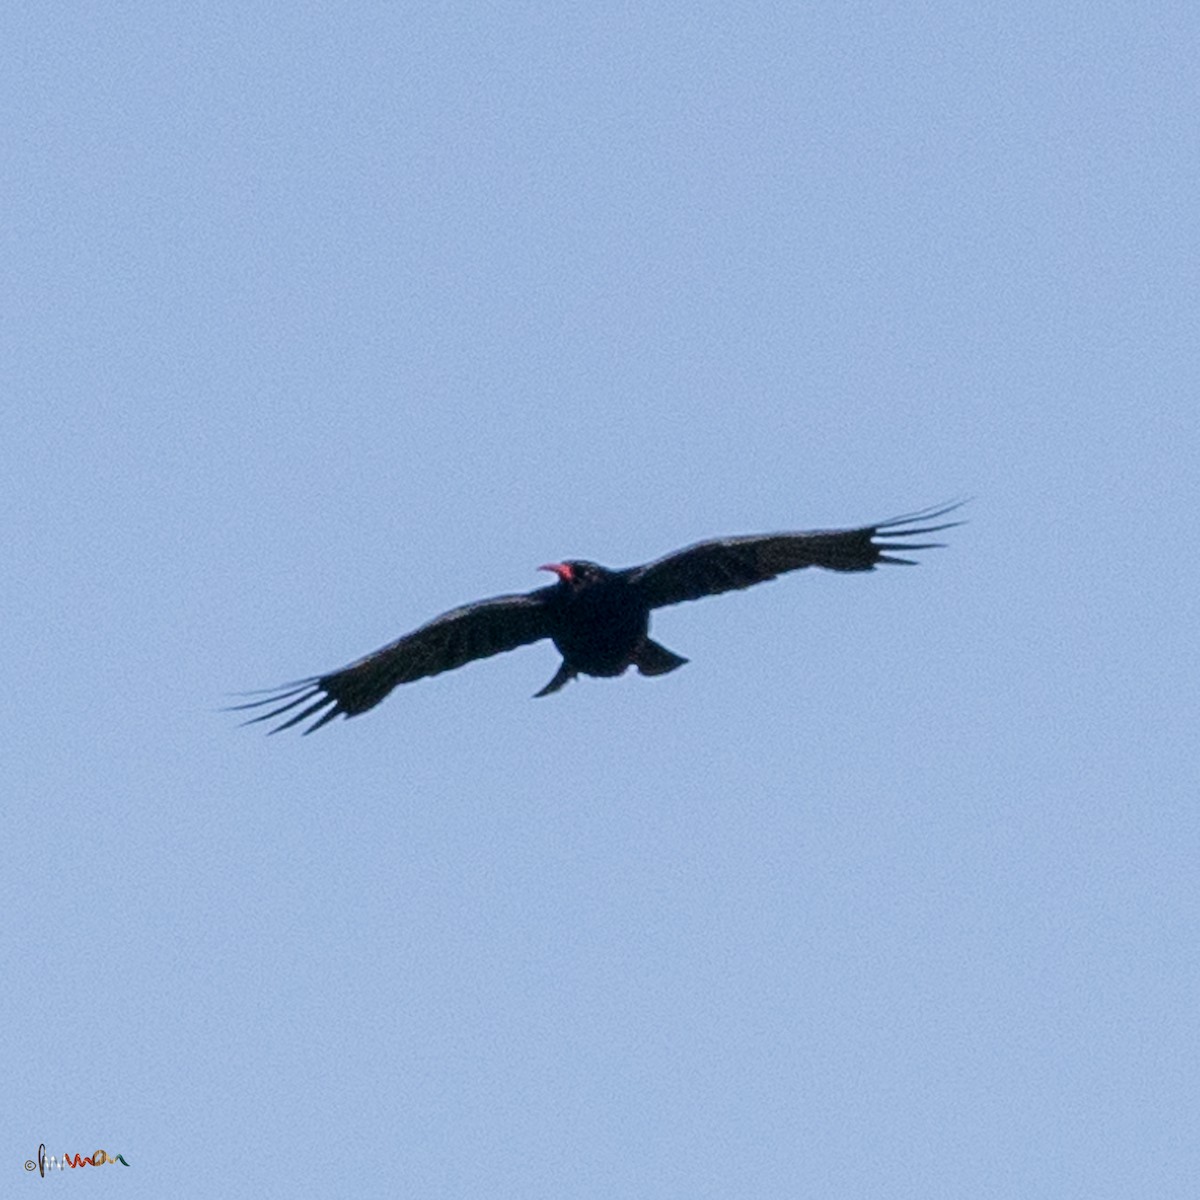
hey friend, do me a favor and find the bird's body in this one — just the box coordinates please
[544,564,646,677]
[232,502,963,734]
[533,561,688,697]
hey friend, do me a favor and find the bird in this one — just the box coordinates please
[231,501,964,734]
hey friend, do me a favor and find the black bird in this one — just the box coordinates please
[232,501,963,734]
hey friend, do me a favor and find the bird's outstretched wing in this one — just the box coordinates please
[229,591,553,734]
[625,501,965,610]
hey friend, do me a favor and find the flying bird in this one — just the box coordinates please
[232,501,963,734]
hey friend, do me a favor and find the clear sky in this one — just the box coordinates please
[5,4,1197,1197]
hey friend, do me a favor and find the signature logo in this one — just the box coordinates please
[24,1144,130,1176]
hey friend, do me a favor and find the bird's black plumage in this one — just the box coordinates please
[230,501,963,733]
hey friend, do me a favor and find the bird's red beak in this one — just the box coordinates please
[538,562,574,583]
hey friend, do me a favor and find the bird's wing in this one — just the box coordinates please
[625,501,964,610]
[229,590,553,734]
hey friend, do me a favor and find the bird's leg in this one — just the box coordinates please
[533,662,576,697]
[633,639,689,676]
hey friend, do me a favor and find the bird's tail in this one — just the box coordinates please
[634,639,689,677]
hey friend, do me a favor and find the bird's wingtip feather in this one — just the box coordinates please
[301,706,344,735]
[875,498,970,530]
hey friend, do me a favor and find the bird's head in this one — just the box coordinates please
[538,560,609,590]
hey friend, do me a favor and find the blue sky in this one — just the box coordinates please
[4,4,1197,1197]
